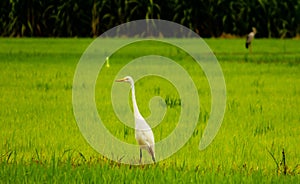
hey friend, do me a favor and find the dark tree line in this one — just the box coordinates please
[0,0,299,38]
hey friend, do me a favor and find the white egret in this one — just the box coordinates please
[115,76,156,163]
[245,27,257,53]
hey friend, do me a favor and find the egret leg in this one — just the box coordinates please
[148,147,156,163]
[139,148,142,163]
[151,155,156,163]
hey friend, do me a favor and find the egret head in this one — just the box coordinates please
[115,76,134,85]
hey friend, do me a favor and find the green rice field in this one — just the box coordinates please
[0,38,299,183]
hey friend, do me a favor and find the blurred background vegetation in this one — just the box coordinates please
[0,0,299,38]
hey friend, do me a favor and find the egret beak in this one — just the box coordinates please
[115,78,126,82]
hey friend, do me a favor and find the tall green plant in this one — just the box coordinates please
[0,0,10,36]
[0,0,299,37]
[8,0,50,36]
[52,0,91,37]
[128,0,160,20]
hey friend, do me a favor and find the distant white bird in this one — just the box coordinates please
[246,27,257,53]
[115,76,156,163]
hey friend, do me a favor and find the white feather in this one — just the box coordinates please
[116,76,156,163]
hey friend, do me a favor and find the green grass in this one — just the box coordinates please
[0,38,299,183]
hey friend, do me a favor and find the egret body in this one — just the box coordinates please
[115,76,156,163]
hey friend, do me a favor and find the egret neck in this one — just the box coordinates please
[130,82,143,120]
